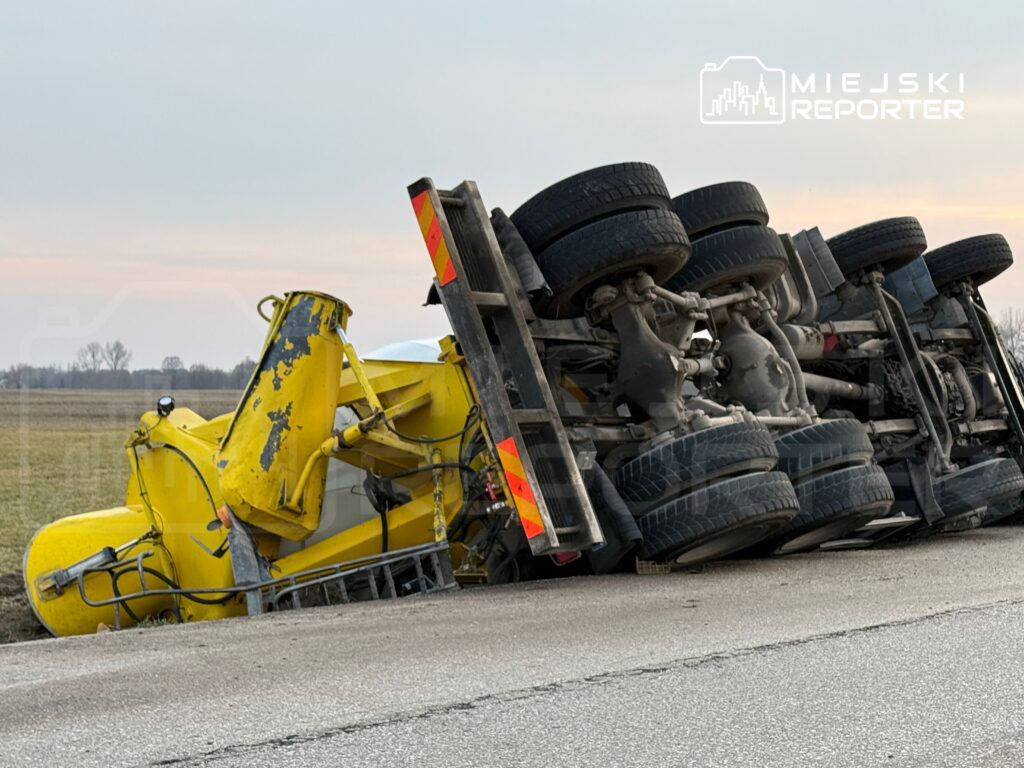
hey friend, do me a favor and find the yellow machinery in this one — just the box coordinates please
[24,290,496,636]
[24,177,608,637]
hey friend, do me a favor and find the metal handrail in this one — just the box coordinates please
[75,542,454,619]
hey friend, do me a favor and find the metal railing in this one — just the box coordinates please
[72,541,456,630]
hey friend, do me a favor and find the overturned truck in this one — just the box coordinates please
[23,163,1024,636]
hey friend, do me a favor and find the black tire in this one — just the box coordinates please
[671,181,770,240]
[980,496,1024,527]
[774,419,874,482]
[825,217,927,277]
[935,458,1024,522]
[924,234,1014,290]
[664,224,788,294]
[510,162,671,254]
[638,471,798,565]
[615,420,778,514]
[771,464,894,555]
[535,209,690,317]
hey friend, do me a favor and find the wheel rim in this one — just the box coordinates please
[775,508,886,555]
[672,522,777,566]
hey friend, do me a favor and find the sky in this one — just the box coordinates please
[3,1,1024,369]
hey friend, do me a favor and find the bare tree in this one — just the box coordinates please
[998,308,1024,361]
[76,342,104,372]
[102,340,133,371]
[161,355,185,372]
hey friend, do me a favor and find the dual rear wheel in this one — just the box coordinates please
[510,162,690,317]
[613,421,798,564]
[611,418,892,563]
[667,181,789,295]
[766,419,893,554]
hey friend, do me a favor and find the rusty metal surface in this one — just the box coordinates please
[218,292,346,540]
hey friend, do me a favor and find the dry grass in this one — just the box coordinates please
[0,389,240,643]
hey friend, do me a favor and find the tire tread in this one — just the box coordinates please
[615,421,778,513]
[638,471,798,561]
[535,208,689,317]
[924,234,1013,290]
[665,225,788,294]
[511,162,670,253]
[774,419,874,480]
[672,181,769,239]
[826,217,927,277]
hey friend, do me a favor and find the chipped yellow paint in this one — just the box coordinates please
[217,291,347,540]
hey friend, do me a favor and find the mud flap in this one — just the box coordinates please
[584,466,642,574]
[490,207,551,297]
[907,459,945,525]
[883,257,939,319]
[792,227,846,299]
[888,457,946,526]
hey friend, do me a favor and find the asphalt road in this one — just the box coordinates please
[3,527,1024,767]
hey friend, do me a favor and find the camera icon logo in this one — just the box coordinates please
[700,56,786,125]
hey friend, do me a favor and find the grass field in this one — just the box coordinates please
[0,389,240,643]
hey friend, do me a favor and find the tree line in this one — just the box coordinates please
[3,313,1023,390]
[1,341,255,390]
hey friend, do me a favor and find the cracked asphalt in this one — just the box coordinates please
[3,527,1024,767]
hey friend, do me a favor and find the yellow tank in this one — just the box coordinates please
[23,406,246,635]
[24,506,175,636]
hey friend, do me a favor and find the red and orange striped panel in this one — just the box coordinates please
[495,436,545,540]
[410,190,457,286]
